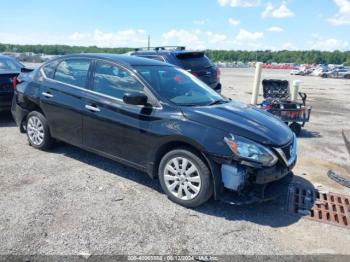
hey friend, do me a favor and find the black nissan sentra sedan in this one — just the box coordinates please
[12,54,296,207]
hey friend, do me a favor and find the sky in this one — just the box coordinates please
[0,0,349,51]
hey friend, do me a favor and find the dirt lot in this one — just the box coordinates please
[1,68,350,256]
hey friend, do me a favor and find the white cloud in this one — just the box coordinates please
[0,32,65,45]
[328,0,350,25]
[218,0,261,7]
[267,26,284,32]
[310,37,349,51]
[228,18,240,26]
[262,2,294,18]
[68,29,148,47]
[161,28,266,50]
[235,29,264,41]
[282,42,296,50]
[0,29,149,48]
[162,29,206,49]
[206,32,228,43]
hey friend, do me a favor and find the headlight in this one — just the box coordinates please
[224,134,278,166]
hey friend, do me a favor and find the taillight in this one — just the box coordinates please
[216,67,221,77]
[12,76,17,90]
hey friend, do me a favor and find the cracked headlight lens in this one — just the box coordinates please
[224,134,278,166]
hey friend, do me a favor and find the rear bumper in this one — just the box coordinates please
[11,98,29,132]
[0,92,13,112]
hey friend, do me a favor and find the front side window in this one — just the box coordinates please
[135,65,223,106]
[92,62,144,100]
[54,59,91,88]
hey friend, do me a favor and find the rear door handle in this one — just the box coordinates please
[85,104,100,112]
[42,92,53,98]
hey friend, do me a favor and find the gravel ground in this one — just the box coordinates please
[1,68,350,256]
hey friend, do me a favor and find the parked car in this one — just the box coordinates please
[129,46,222,93]
[0,55,28,112]
[290,69,304,75]
[12,54,296,207]
[321,68,350,79]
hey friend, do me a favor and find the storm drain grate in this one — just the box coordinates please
[287,184,350,229]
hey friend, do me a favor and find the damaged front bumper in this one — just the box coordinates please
[206,137,297,205]
[220,172,294,205]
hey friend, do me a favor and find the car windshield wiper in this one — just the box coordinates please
[208,99,227,106]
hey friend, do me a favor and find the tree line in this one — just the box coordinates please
[1,43,350,65]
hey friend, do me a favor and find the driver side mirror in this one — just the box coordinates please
[123,92,148,106]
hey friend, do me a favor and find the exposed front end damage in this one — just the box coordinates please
[210,135,297,205]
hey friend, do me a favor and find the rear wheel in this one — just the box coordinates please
[159,149,213,208]
[26,111,54,150]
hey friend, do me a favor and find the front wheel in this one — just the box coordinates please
[26,111,54,150]
[158,149,213,208]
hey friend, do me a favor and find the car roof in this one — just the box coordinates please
[131,50,204,56]
[52,53,171,67]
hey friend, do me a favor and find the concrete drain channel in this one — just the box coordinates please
[287,184,350,228]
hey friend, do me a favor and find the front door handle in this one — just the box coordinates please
[85,104,100,112]
[42,92,53,98]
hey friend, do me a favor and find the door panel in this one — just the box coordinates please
[82,91,160,167]
[82,61,158,167]
[40,80,85,145]
[39,58,91,145]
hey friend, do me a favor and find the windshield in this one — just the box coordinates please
[134,65,224,106]
[0,57,23,71]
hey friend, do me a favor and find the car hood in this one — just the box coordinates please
[181,100,293,147]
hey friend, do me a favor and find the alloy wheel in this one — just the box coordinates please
[163,157,202,200]
[27,116,45,146]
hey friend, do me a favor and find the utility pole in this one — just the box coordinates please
[147,35,150,50]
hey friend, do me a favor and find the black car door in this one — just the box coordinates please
[82,60,158,168]
[40,58,92,146]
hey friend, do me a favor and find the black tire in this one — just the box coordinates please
[26,111,54,150]
[289,122,302,136]
[344,75,350,79]
[158,148,213,208]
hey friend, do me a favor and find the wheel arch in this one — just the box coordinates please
[150,139,222,200]
[20,100,46,132]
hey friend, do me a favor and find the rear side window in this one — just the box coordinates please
[54,59,91,88]
[42,61,58,79]
[92,61,144,100]
[176,53,212,70]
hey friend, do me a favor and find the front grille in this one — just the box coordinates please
[275,135,297,166]
[281,143,292,160]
